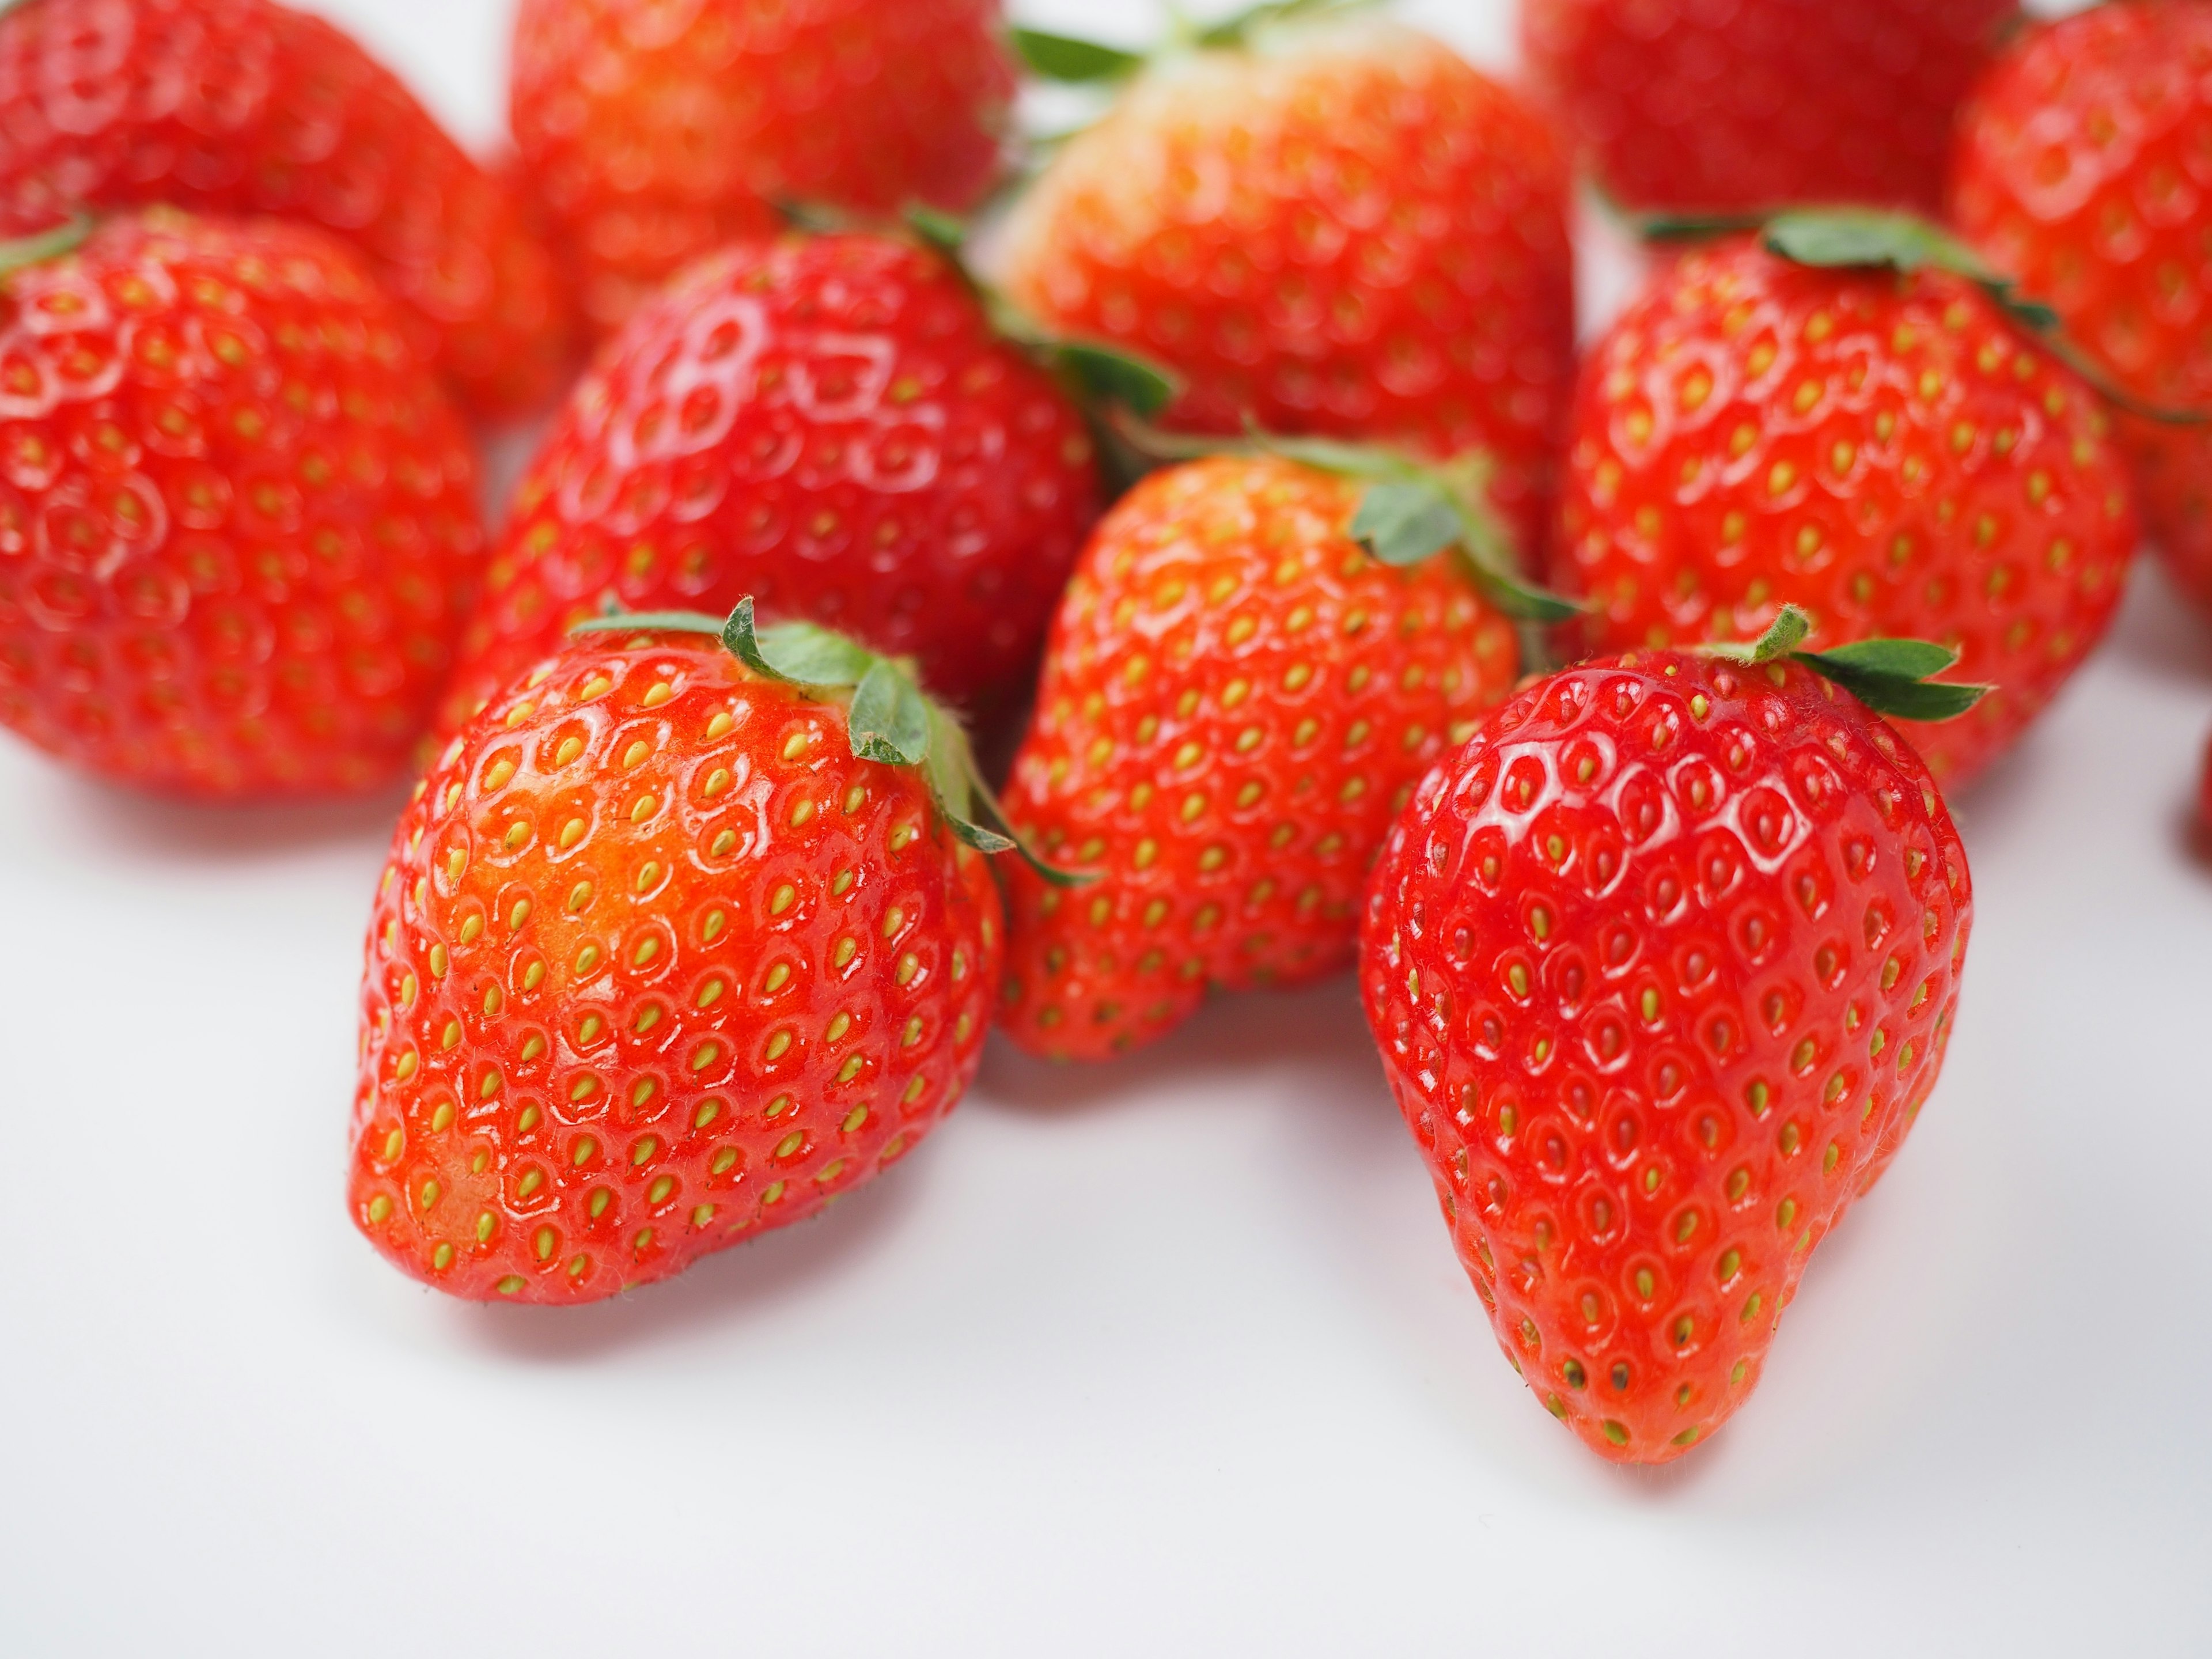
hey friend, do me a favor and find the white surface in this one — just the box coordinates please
[2,2,2207,1655]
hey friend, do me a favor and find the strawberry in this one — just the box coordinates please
[1523,0,2018,215]
[0,0,577,422]
[1551,214,2139,785]
[1001,10,1575,549]
[996,450,1539,1063]
[442,228,1122,732]
[511,0,1016,336]
[0,210,483,797]
[1361,610,1977,1463]
[350,600,1031,1304]
[1950,2,2212,619]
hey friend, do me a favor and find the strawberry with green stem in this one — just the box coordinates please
[995,433,1561,1063]
[1552,206,2143,785]
[352,599,1062,1305]
[1001,0,1575,552]
[1362,605,1979,1463]
[442,219,1175,732]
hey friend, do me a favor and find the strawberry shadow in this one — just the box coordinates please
[433,1149,933,1362]
[973,975,1384,1119]
[21,770,410,865]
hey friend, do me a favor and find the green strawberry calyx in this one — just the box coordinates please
[1642,204,2203,427]
[1012,0,1379,81]
[1113,414,1582,625]
[774,200,1180,421]
[572,600,1091,888]
[0,213,94,281]
[1699,604,1992,723]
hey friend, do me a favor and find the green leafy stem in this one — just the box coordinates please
[1700,604,1991,723]
[1112,414,1583,626]
[1010,0,1380,82]
[572,601,1090,887]
[1640,205,2205,428]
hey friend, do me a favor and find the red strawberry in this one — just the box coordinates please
[1550,219,2138,785]
[1361,612,1976,1463]
[351,601,1020,1304]
[1950,2,2212,619]
[1523,0,2017,215]
[997,452,1531,1063]
[0,210,483,797]
[1001,14,1574,549]
[442,229,1108,731]
[511,0,1015,335]
[0,0,577,422]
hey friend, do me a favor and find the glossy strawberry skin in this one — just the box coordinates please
[350,630,1003,1305]
[999,21,1574,550]
[0,0,576,422]
[0,211,483,797]
[1362,652,1972,1463]
[1524,0,2017,215]
[442,232,1101,731]
[997,456,1521,1063]
[1551,237,2137,786]
[511,0,1014,335]
[1950,3,2212,618]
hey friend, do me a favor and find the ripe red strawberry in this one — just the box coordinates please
[442,229,1108,732]
[351,602,1017,1304]
[1361,615,1975,1463]
[997,453,1528,1063]
[1950,2,2212,619]
[1000,15,1574,549]
[0,0,577,422]
[511,0,1016,335]
[1523,0,2017,215]
[1551,219,2139,785]
[0,210,483,797]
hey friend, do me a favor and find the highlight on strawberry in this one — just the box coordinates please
[1362,605,1980,1463]
[350,599,1058,1306]
[1552,205,2142,786]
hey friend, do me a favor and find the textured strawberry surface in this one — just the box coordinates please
[511,0,1014,335]
[0,211,482,796]
[351,631,1003,1305]
[998,456,1520,1063]
[0,0,576,421]
[1951,1,2212,617]
[1524,0,2017,215]
[1362,652,1972,1464]
[444,232,1100,729]
[1551,237,2137,785]
[999,21,1574,551]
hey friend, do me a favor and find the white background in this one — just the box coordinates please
[5,1,2207,1654]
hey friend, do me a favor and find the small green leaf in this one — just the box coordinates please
[1762,209,1999,286]
[570,609,729,640]
[1008,26,1144,82]
[723,600,876,690]
[0,213,94,279]
[1806,637,1959,681]
[1052,340,1180,417]
[1255,431,1407,483]
[1808,669,1990,724]
[847,660,932,767]
[1707,604,1815,664]
[1194,0,1374,48]
[902,204,969,257]
[1350,482,1463,568]
[1463,562,1586,626]
[1633,208,1770,244]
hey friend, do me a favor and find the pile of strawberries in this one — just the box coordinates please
[2,0,2207,1469]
